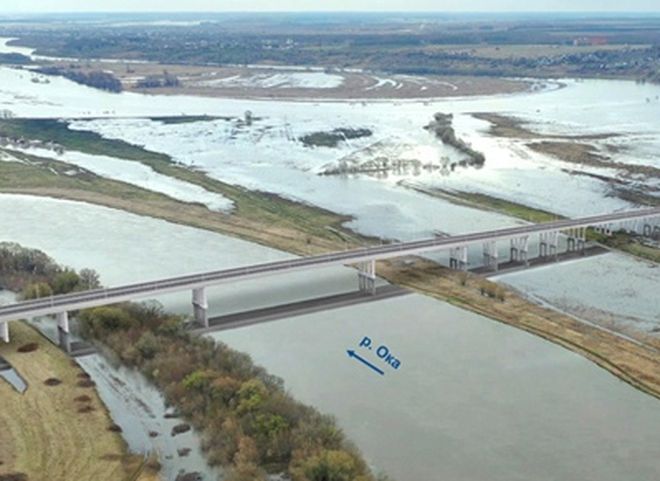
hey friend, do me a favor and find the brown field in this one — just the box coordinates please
[48,60,530,100]
[0,322,160,481]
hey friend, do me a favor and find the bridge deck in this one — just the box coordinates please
[0,208,658,323]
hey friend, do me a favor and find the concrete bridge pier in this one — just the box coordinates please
[643,223,652,237]
[57,311,71,353]
[483,240,499,272]
[510,236,529,266]
[539,231,559,260]
[192,287,209,328]
[1,321,8,343]
[357,260,376,295]
[449,246,468,271]
[566,227,586,254]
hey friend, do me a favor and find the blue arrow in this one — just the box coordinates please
[347,350,385,376]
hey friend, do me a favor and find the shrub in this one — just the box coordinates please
[171,423,191,436]
[236,379,268,414]
[21,282,53,300]
[298,450,360,481]
[17,342,39,353]
[135,331,160,360]
[52,270,82,294]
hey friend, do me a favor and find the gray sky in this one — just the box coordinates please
[5,1,660,13]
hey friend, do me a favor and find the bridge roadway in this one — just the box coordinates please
[0,207,659,326]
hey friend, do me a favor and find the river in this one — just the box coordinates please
[0,194,658,481]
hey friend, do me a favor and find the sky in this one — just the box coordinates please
[3,1,660,13]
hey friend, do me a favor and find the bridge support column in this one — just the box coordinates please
[192,287,209,328]
[577,227,586,254]
[57,311,70,353]
[565,228,586,254]
[539,231,559,261]
[449,246,468,271]
[483,241,498,272]
[1,321,8,343]
[510,236,529,266]
[643,223,652,238]
[358,260,376,295]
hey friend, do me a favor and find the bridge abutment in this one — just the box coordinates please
[192,287,209,328]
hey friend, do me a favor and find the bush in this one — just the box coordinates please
[21,282,53,300]
[17,342,39,353]
[52,270,81,294]
[298,450,361,481]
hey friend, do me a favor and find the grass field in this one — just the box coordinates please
[0,322,159,481]
[403,183,563,223]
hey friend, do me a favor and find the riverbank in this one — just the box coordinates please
[0,321,160,481]
[401,183,563,223]
[377,258,660,399]
[0,143,367,255]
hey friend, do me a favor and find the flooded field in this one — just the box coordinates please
[497,253,660,335]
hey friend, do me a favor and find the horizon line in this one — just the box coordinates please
[2,10,660,15]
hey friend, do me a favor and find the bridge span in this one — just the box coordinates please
[0,208,659,343]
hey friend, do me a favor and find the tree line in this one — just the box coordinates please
[0,242,100,298]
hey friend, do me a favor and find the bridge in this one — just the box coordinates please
[1,208,659,344]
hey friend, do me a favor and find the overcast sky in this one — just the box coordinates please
[5,1,660,13]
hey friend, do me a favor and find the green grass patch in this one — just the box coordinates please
[0,118,169,164]
[406,184,563,223]
[587,229,660,263]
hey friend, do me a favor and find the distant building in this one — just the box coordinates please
[0,109,14,119]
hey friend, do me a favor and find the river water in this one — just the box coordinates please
[0,40,659,479]
[0,194,658,481]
